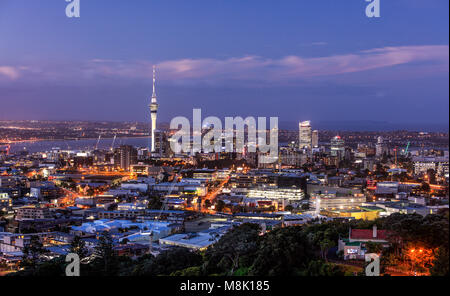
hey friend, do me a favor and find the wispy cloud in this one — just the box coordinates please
[154,45,449,83]
[1,45,448,85]
[0,66,20,80]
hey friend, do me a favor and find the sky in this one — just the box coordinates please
[0,0,448,130]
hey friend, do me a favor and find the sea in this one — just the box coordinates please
[7,138,446,154]
[9,137,152,153]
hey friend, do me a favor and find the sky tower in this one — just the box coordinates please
[150,66,158,152]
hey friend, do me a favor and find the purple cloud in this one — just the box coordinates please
[156,45,448,83]
[0,66,20,80]
[1,45,448,86]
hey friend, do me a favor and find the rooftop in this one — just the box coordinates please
[350,227,389,240]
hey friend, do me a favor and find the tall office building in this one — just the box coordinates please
[154,130,171,157]
[312,130,319,148]
[330,135,345,159]
[376,136,387,157]
[299,121,312,150]
[114,145,137,171]
[150,66,159,153]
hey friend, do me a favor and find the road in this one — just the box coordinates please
[58,188,80,207]
[200,178,229,214]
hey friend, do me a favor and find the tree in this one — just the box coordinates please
[216,200,226,212]
[93,231,117,275]
[20,236,49,269]
[319,239,335,262]
[299,260,345,276]
[430,247,449,276]
[69,236,88,259]
[249,227,316,276]
[153,248,203,275]
[365,241,383,254]
[404,244,435,274]
[170,266,202,276]
[204,223,260,275]
[380,213,449,275]
[129,248,202,276]
[30,257,66,276]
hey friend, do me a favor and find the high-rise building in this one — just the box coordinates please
[330,135,345,159]
[150,66,159,153]
[312,130,319,148]
[376,136,387,157]
[154,130,171,157]
[137,147,149,161]
[299,121,312,150]
[114,145,137,171]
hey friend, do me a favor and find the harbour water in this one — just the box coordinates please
[9,137,152,153]
[7,138,446,154]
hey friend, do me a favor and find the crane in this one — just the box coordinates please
[110,135,117,152]
[94,135,102,150]
[403,141,410,156]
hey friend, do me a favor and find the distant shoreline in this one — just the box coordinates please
[4,136,151,145]
[0,120,448,133]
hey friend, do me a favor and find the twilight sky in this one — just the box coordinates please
[0,0,448,129]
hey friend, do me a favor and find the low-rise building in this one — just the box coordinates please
[159,225,230,251]
[338,225,390,260]
[413,156,449,176]
[120,181,149,193]
[0,193,12,212]
[310,191,366,211]
[0,176,16,188]
[15,206,52,221]
[366,201,446,217]
[375,182,399,195]
[117,202,147,211]
[71,219,173,241]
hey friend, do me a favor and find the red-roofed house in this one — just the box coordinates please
[349,225,389,243]
[338,225,391,260]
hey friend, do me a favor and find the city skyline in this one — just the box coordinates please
[0,0,448,126]
[0,1,448,280]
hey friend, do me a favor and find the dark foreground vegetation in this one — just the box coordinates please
[10,212,449,276]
